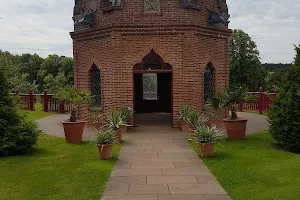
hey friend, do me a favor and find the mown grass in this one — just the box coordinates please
[190,131,300,200]
[0,134,121,200]
[19,102,57,121]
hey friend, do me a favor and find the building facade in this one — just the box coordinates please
[70,0,231,127]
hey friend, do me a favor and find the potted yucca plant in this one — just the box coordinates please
[92,129,115,160]
[178,105,193,132]
[193,125,224,157]
[59,86,92,144]
[119,105,133,133]
[207,87,256,140]
[107,109,125,142]
[186,110,209,138]
[93,112,102,130]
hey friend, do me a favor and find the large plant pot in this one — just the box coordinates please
[93,122,102,131]
[199,143,215,157]
[223,118,248,140]
[97,144,114,160]
[181,121,191,133]
[61,121,86,144]
[114,129,123,142]
[119,124,128,133]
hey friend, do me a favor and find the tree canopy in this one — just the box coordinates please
[0,50,73,93]
[230,29,266,91]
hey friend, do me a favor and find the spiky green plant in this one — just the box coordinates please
[107,109,124,131]
[193,126,224,144]
[92,129,115,145]
[178,105,193,123]
[119,105,133,122]
[186,110,209,130]
[94,112,102,122]
[207,87,256,120]
[58,86,92,122]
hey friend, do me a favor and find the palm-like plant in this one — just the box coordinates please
[207,87,256,120]
[58,86,92,122]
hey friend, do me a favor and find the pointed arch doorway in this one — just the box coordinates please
[133,50,173,127]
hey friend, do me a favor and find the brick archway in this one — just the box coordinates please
[133,49,173,127]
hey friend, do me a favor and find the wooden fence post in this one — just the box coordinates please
[259,87,263,114]
[16,89,19,95]
[274,88,278,97]
[29,90,34,111]
[43,90,48,112]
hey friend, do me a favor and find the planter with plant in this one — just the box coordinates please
[119,105,133,133]
[92,129,115,160]
[178,105,193,132]
[207,87,256,140]
[186,111,209,138]
[193,125,224,157]
[107,109,125,142]
[59,86,92,144]
[93,112,102,130]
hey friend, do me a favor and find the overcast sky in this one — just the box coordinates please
[0,0,299,63]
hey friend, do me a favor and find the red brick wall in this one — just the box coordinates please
[71,0,231,127]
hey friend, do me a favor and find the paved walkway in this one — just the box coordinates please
[238,112,269,134]
[101,125,231,200]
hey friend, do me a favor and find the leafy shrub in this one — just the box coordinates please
[268,45,300,153]
[0,68,40,156]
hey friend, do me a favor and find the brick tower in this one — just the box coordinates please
[70,0,231,127]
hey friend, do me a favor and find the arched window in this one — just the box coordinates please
[90,65,101,107]
[204,63,214,104]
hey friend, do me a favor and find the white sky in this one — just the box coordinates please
[0,0,299,63]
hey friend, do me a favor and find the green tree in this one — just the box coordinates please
[0,67,40,156]
[38,55,73,91]
[268,44,300,153]
[18,53,44,84]
[230,29,266,91]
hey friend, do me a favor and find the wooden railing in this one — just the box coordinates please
[12,90,74,113]
[239,87,277,114]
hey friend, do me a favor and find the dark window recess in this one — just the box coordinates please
[90,66,101,107]
[204,64,214,104]
[143,74,158,100]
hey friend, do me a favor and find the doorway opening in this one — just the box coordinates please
[133,50,173,127]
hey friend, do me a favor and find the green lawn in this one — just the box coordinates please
[190,131,300,200]
[0,134,121,200]
[20,102,57,121]
[0,103,121,200]
[242,110,267,116]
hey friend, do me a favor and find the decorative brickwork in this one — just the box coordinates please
[70,0,231,127]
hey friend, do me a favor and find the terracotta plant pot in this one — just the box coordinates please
[119,124,128,133]
[199,143,215,157]
[181,121,191,133]
[114,129,123,142]
[223,118,248,140]
[61,121,86,144]
[97,144,114,160]
[93,122,102,130]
